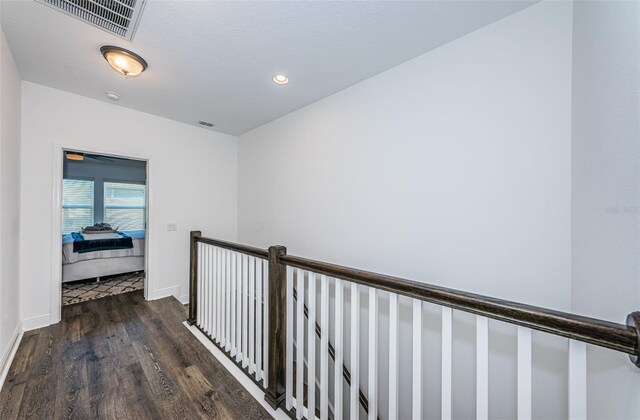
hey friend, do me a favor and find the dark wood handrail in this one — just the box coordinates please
[280,253,640,357]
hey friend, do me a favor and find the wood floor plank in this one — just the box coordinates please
[17,326,63,419]
[118,362,164,420]
[6,332,37,378]
[60,339,91,420]
[0,331,38,417]
[175,365,225,419]
[0,290,272,420]
[0,382,25,419]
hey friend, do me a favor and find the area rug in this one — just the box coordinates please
[62,272,144,306]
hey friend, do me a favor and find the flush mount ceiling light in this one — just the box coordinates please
[100,45,148,77]
[272,74,289,85]
[66,151,84,161]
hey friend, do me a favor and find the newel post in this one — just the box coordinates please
[187,230,201,325]
[265,245,288,409]
[626,311,640,368]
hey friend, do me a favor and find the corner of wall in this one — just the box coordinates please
[148,284,182,301]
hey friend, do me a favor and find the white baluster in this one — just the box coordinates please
[201,245,207,332]
[231,250,237,356]
[517,327,532,420]
[286,266,294,410]
[476,316,489,420]
[296,269,305,419]
[308,272,317,419]
[350,283,360,420]
[216,247,221,343]
[412,300,423,420]
[569,340,587,420]
[206,245,212,335]
[389,293,399,420]
[219,248,226,346]
[442,307,452,420]
[263,259,269,387]
[334,279,344,420]
[242,254,249,368]
[212,246,218,340]
[256,257,263,381]
[213,247,219,340]
[368,288,378,420]
[212,248,218,340]
[320,275,329,420]
[219,248,224,343]
[225,250,231,352]
[236,252,242,363]
[249,257,256,374]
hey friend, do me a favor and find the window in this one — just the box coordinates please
[104,182,146,231]
[62,179,94,234]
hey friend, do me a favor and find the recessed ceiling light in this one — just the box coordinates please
[105,92,120,101]
[272,74,289,85]
[100,45,148,77]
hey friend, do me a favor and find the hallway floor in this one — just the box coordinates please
[0,290,272,419]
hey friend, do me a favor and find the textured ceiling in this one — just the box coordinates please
[1,0,536,135]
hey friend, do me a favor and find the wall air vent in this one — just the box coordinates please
[35,0,147,40]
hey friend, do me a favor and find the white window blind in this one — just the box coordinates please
[62,179,94,234]
[104,181,146,231]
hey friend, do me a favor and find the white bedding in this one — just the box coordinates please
[63,257,144,283]
[81,232,124,240]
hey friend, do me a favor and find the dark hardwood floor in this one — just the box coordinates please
[0,290,272,420]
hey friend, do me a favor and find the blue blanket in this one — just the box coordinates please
[68,231,135,254]
[63,230,145,244]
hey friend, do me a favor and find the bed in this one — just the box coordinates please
[62,230,145,283]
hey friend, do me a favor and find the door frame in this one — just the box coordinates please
[51,143,152,324]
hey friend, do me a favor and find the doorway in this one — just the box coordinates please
[51,145,151,323]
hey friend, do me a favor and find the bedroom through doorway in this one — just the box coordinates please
[61,151,147,306]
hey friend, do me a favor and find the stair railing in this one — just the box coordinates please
[188,231,640,420]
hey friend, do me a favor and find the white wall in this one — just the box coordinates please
[20,82,238,326]
[239,2,573,418]
[239,0,572,308]
[0,26,22,383]
[571,1,640,418]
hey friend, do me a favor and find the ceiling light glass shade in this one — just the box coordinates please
[66,152,84,161]
[272,74,289,85]
[100,46,148,77]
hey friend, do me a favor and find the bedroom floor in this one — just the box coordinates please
[62,271,144,306]
[0,291,272,419]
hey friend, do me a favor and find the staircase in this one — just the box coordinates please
[187,231,640,419]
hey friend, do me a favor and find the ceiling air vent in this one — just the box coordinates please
[36,0,147,40]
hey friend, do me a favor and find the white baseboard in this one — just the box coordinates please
[183,322,289,420]
[148,284,181,301]
[22,314,51,331]
[0,324,23,391]
[179,294,189,305]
